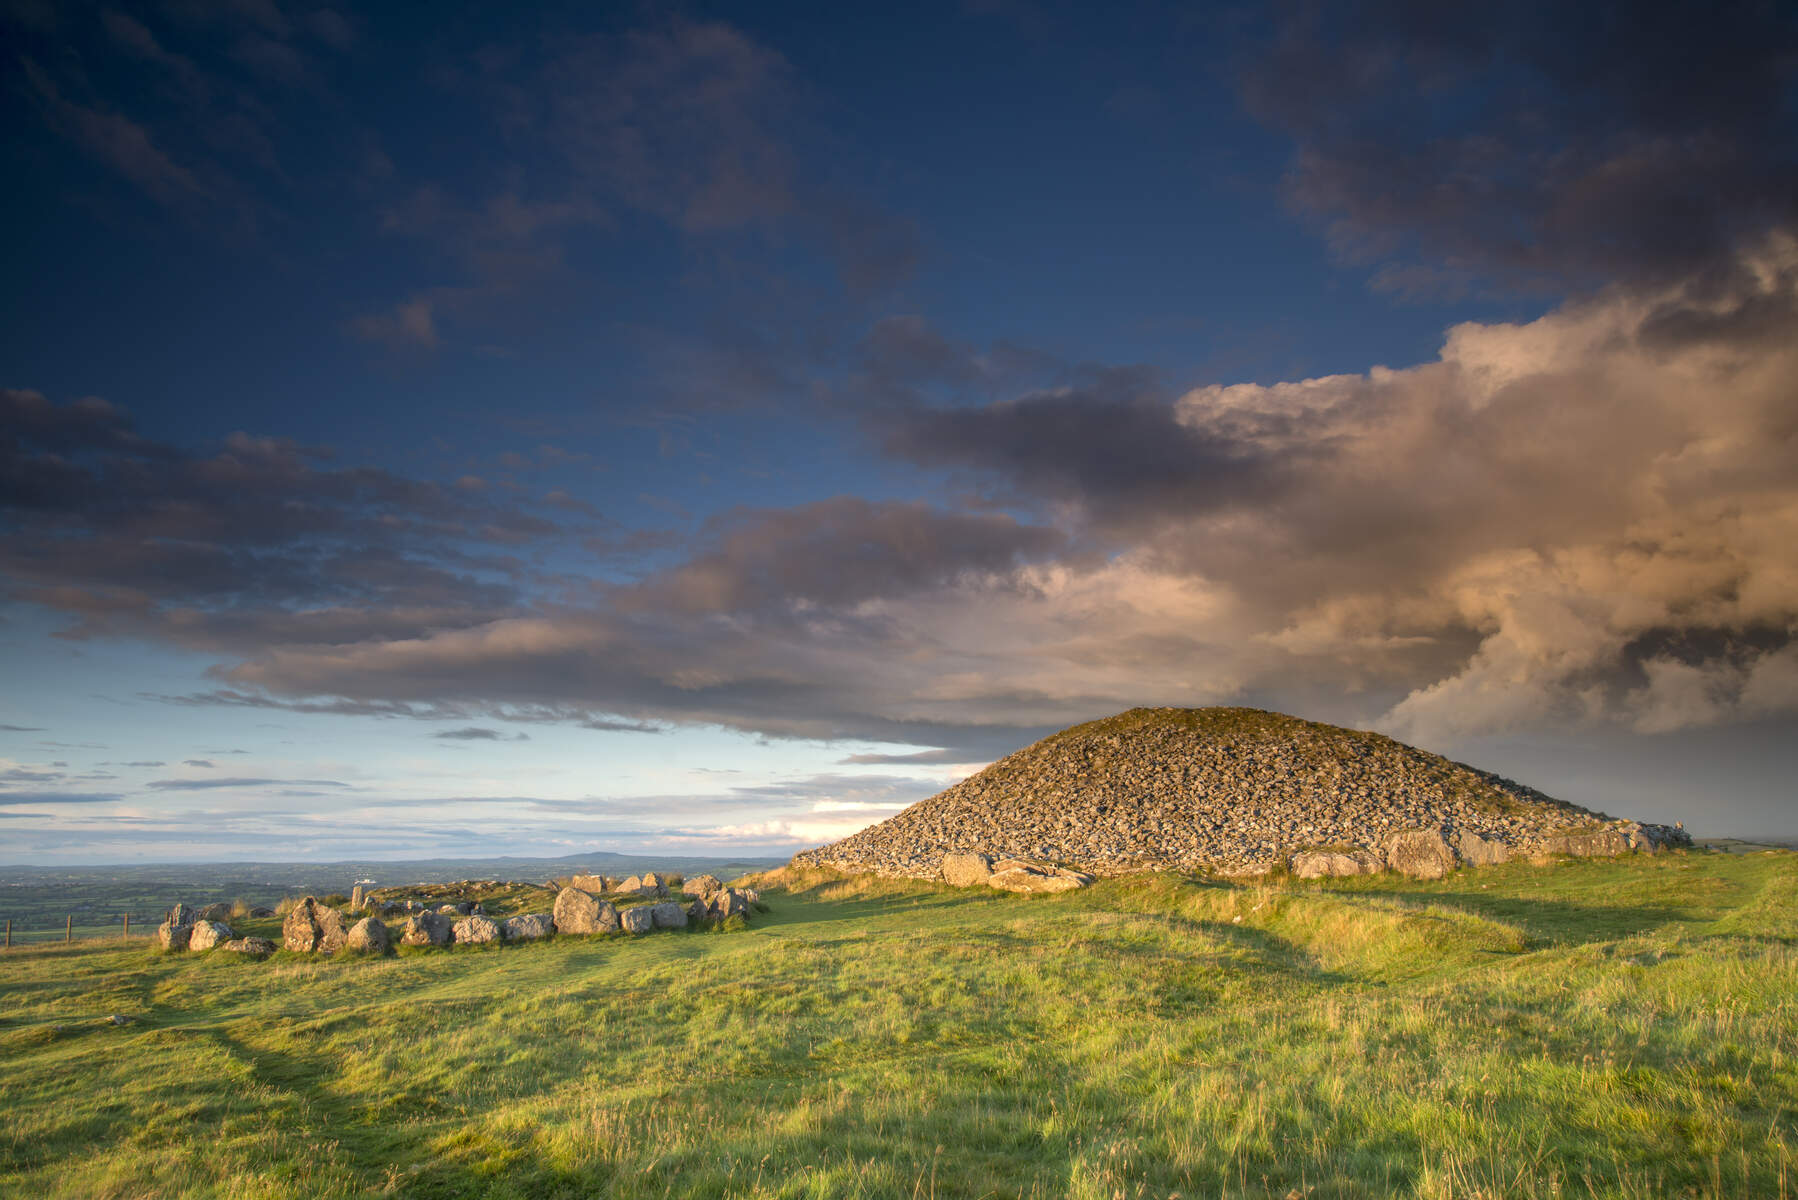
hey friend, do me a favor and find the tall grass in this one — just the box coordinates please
[0,851,1792,1198]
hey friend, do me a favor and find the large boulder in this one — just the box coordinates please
[1289,849,1382,879]
[399,911,453,947]
[941,853,994,887]
[988,866,1087,893]
[553,886,620,934]
[1543,827,1631,858]
[618,906,654,934]
[709,888,752,920]
[1385,829,1457,879]
[503,912,554,941]
[349,885,366,912]
[346,917,390,954]
[1457,831,1511,867]
[649,901,687,929]
[165,903,198,927]
[198,902,232,923]
[453,915,502,945]
[249,906,276,918]
[687,897,713,924]
[570,873,609,894]
[219,937,275,957]
[681,874,723,898]
[283,897,347,953]
[156,920,192,951]
[188,920,233,951]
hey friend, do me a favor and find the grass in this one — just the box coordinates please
[0,851,1793,1198]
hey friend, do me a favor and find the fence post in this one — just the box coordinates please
[66,914,72,943]
[4,918,9,948]
[123,913,130,940]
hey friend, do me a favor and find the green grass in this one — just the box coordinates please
[1,852,1794,1198]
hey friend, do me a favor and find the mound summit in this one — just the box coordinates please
[794,707,1687,879]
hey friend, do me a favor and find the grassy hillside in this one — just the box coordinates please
[1,851,1794,1199]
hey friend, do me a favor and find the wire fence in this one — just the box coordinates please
[1,911,173,947]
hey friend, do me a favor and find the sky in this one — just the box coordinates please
[3,0,1796,864]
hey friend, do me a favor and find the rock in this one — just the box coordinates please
[503,912,554,940]
[681,874,723,898]
[249,906,276,918]
[165,903,198,927]
[436,904,461,916]
[618,906,654,934]
[639,872,664,890]
[283,897,348,954]
[570,873,609,893]
[107,1014,133,1026]
[709,888,752,919]
[1385,829,1457,879]
[188,920,233,951]
[618,874,642,893]
[350,885,366,912]
[346,918,390,954]
[1457,831,1511,867]
[156,921,192,951]
[552,886,620,935]
[453,915,501,945]
[988,867,1085,893]
[649,901,687,929]
[399,911,453,947]
[220,937,276,957]
[1543,827,1630,858]
[941,853,994,887]
[1289,848,1382,878]
[198,903,232,923]
[687,897,713,924]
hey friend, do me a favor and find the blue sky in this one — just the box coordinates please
[4,0,1796,862]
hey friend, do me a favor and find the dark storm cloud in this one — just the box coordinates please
[1242,0,1798,291]
[0,389,558,649]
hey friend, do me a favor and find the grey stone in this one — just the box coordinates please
[1543,828,1631,858]
[503,912,554,940]
[687,897,712,924]
[987,866,1085,893]
[618,906,654,934]
[1457,831,1511,867]
[219,936,276,957]
[709,888,751,920]
[249,906,275,918]
[350,885,366,912]
[165,903,198,927]
[156,920,192,951]
[346,917,390,954]
[452,915,501,945]
[681,874,723,898]
[1290,849,1382,878]
[552,886,619,935]
[649,901,686,929]
[197,903,232,923]
[282,897,347,953]
[399,911,453,947]
[1386,829,1457,879]
[570,873,608,894]
[941,853,994,887]
[188,920,233,951]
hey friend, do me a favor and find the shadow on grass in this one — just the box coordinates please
[1327,886,1696,946]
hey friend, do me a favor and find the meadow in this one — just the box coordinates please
[0,850,1793,1199]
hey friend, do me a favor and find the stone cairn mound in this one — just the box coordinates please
[791,706,1691,888]
[154,871,761,959]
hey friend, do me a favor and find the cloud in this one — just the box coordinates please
[0,724,45,732]
[182,758,215,768]
[144,776,354,791]
[1241,0,1798,292]
[433,726,529,742]
[0,792,121,806]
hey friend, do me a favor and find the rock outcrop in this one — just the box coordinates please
[552,886,620,935]
[188,920,233,951]
[283,897,347,954]
[156,920,192,951]
[453,915,501,945]
[399,911,453,947]
[681,874,723,898]
[503,913,554,940]
[346,917,390,954]
[793,707,1690,880]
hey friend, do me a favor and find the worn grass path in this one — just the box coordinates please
[1,851,1794,1199]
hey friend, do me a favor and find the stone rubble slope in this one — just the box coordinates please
[792,706,1689,880]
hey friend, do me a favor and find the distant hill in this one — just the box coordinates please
[795,706,1645,878]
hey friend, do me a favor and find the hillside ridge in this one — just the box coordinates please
[793,706,1682,878]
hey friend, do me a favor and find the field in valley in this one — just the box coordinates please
[1,851,1794,1199]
